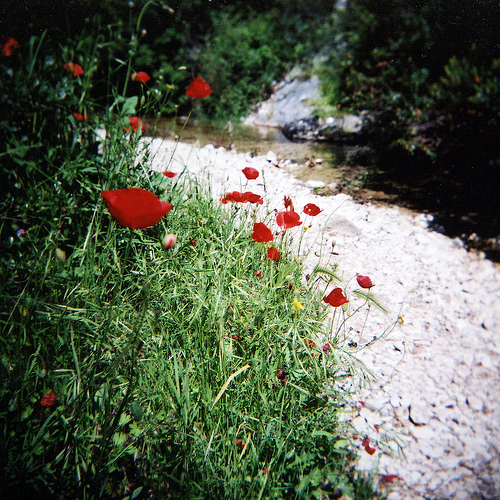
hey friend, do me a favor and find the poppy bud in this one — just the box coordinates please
[356,275,374,289]
[277,369,286,380]
[163,233,177,249]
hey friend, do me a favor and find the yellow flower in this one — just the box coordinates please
[293,298,304,310]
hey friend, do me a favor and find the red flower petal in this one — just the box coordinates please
[251,222,273,242]
[284,196,294,211]
[64,62,84,76]
[365,445,377,455]
[186,77,212,99]
[266,246,280,261]
[303,203,322,216]
[323,288,349,307]
[356,275,374,289]
[101,188,172,229]
[380,474,401,484]
[73,112,89,122]
[242,167,259,180]
[127,116,146,132]
[1,37,20,56]
[276,210,302,230]
[220,191,244,204]
[40,390,56,407]
[162,170,177,178]
[243,191,263,204]
[131,71,151,83]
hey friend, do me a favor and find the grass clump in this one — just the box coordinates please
[0,13,384,499]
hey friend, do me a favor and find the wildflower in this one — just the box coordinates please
[162,233,177,249]
[16,229,26,238]
[380,474,401,485]
[284,196,294,211]
[232,335,240,341]
[131,71,150,83]
[276,369,286,380]
[242,167,259,180]
[127,116,146,132]
[322,343,331,354]
[220,191,244,204]
[40,390,56,407]
[243,192,264,204]
[293,298,304,310]
[162,170,177,178]
[303,203,322,216]
[323,288,348,307]
[236,438,244,448]
[101,188,172,229]
[276,210,302,230]
[186,76,212,98]
[356,275,374,289]
[251,222,273,243]
[220,191,263,205]
[73,112,89,122]
[190,239,197,246]
[254,270,262,278]
[1,37,20,56]
[64,62,84,76]
[362,437,376,455]
[267,246,280,261]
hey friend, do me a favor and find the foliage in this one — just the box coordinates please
[196,9,289,120]
[0,16,384,499]
[318,0,500,159]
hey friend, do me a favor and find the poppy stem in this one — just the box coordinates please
[122,229,133,272]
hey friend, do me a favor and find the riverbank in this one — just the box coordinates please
[149,137,500,500]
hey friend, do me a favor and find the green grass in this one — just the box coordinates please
[0,12,384,499]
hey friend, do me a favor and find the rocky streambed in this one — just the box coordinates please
[148,137,500,500]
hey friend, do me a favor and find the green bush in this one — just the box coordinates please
[195,9,289,120]
[319,0,500,158]
[1,15,386,499]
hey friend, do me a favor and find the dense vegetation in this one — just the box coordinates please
[0,3,389,498]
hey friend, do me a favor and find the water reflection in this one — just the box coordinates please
[149,118,358,188]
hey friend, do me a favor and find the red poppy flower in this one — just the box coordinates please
[40,390,56,407]
[362,437,376,455]
[162,170,177,178]
[101,188,172,229]
[1,37,20,56]
[356,275,374,289]
[220,191,245,204]
[186,77,212,99]
[251,222,273,242]
[127,116,146,132]
[243,192,263,204]
[284,196,294,211]
[73,112,89,122]
[276,210,302,230]
[131,71,150,83]
[303,203,322,216]
[267,246,280,261]
[220,191,263,205]
[64,62,84,76]
[323,288,349,307]
[380,474,401,485]
[242,167,259,180]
